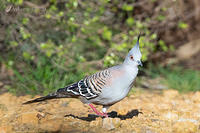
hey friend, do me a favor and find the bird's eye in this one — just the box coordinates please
[130,55,134,60]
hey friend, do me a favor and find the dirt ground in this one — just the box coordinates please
[0,89,200,133]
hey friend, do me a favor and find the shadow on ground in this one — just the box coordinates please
[64,109,142,122]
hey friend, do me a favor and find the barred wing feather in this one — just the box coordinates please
[78,69,111,99]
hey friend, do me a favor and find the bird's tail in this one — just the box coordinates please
[23,82,80,104]
[23,93,59,104]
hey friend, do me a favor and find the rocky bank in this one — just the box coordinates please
[0,89,200,133]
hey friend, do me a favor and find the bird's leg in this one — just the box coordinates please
[102,106,109,118]
[88,104,106,117]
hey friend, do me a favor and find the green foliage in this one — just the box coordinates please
[146,65,200,92]
[178,21,188,29]
[1,0,174,95]
[0,0,6,10]
[19,27,31,40]
[7,0,23,5]
[102,27,112,41]
[122,4,134,11]
[158,40,168,52]
[104,53,119,67]
[157,15,166,21]
[5,57,86,95]
[126,17,135,26]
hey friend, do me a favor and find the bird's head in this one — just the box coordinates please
[124,35,142,67]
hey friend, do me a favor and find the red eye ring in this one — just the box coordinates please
[130,55,134,60]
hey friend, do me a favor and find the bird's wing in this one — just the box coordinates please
[37,68,112,101]
[49,68,112,100]
[77,68,111,99]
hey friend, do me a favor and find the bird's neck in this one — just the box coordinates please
[121,63,138,74]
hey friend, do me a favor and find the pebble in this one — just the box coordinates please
[102,118,115,130]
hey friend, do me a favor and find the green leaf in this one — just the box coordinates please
[150,33,157,40]
[126,17,135,26]
[158,40,165,46]
[23,52,31,60]
[9,41,18,47]
[45,14,51,19]
[58,11,64,17]
[136,21,143,28]
[102,27,112,41]
[122,4,133,11]
[8,60,14,66]
[22,18,29,25]
[115,42,127,51]
[20,27,31,40]
[157,15,165,21]
[73,1,78,8]
[178,21,188,29]
[46,50,53,57]
[169,45,175,51]
[159,40,168,52]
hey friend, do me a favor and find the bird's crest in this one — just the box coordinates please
[128,34,142,58]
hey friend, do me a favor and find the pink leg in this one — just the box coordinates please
[103,112,108,118]
[88,104,108,117]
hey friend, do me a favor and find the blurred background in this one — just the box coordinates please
[0,0,200,95]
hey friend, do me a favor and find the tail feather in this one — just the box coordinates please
[23,83,80,104]
[23,94,58,104]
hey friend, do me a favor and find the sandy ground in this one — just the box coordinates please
[0,89,200,133]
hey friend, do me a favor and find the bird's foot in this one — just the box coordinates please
[88,104,108,118]
[96,111,108,118]
[102,113,108,118]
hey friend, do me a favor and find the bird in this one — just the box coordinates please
[23,35,143,118]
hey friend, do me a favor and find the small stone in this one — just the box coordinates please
[163,112,178,120]
[112,118,121,128]
[102,118,115,130]
[153,84,168,90]
[36,112,45,120]
[177,118,198,124]
[140,77,168,90]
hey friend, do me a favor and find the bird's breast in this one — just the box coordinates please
[85,66,139,106]
[98,70,138,105]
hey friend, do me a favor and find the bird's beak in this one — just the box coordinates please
[137,60,143,66]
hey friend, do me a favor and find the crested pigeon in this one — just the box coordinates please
[24,35,143,117]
